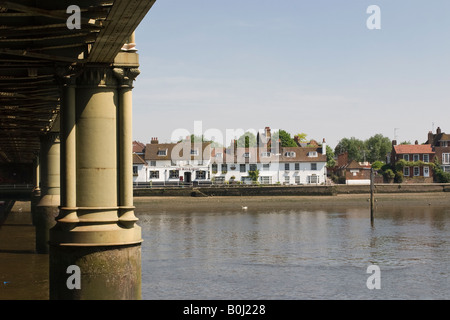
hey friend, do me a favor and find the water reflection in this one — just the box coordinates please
[136,198,449,300]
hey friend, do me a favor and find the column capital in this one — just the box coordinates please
[113,67,140,88]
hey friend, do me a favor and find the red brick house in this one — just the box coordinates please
[390,140,435,183]
[425,127,450,173]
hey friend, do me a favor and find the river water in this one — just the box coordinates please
[1,195,449,300]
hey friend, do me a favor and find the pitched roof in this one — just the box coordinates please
[133,153,146,165]
[145,141,212,161]
[393,144,434,154]
[133,141,146,153]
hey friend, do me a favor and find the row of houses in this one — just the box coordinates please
[133,126,450,186]
[334,127,450,184]
[132,127,328,185]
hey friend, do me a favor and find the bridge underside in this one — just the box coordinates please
[0,0,156,300]
[0,0,154,164]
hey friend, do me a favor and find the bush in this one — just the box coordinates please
[394,171,404,183]
[383,169,395,179]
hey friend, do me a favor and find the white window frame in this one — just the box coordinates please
[243,152,250,158]
[311,163,317,171]
[423,154,429,163]
[295,163,300,171]
[413,154,419,162]
[403,167,410,176]
[261,152,271,157]
[307,151,318,157]
[443,153,450,165]
[150,171,159,179]
[285,163,290,171]
[413,166,420,177]
[157,149,167,156]
[262,163,270,171]
[403,154,409,161]
[260,176,272,184]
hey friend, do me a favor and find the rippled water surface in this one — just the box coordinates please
[1,196,449,300]
[136,198,450,300]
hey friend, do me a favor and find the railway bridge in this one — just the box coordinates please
[0,0,156,299]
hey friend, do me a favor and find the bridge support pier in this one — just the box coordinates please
[49,59,142,299]
[35,133,60,254]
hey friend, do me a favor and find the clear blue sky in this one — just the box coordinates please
[132,0,450,149]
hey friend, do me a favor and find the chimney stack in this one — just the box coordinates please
[322,138,327,156]
[392,140,397,146]
[151,137,159,144]
[415,140,419,145]
[437,127,442,134]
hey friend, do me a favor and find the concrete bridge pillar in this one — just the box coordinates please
[35,133,60,254]
[31,155,41,226]
[49,57,142,299]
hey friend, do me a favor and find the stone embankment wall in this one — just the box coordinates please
[133,184,450,197]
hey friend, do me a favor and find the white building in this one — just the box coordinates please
[133,130,328,186]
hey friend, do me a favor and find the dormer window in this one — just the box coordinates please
[157,149,167,156]
[215,152,223,158]
[284,151,296,157]
[191,149,199,156]
[307,151,317,157]
[261,152,271,157]
[243,152,250,158]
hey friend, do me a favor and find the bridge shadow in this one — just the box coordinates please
[0,201,37,254]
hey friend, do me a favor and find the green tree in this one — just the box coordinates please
[326,145,336,168]
[365,134,392,163]
[273,129,297,147]
[236,132,257,148]
[334,137,366,162]
[295,132,308,143]
[248,169,260,182]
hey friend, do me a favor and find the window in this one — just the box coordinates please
[403,167,410,176]
[191,149,199,156]
[442,141,449,147]
[403,154,409,161]
[309,175,319,184]
[157,149,167,156]
[311,163,317,171]
[243,152,250,158]
[284,151,296,157]
[133,166,138,176]
[196,171,206,180]
[211,164,218,174]
[260,176,272,184]
[249,164,257,172]
[215,153,223,158]
[444,166,450,173]
[150,160,156,167]
[423,154,429,163]
[261,152,271,157]
[413,166,420,176]
[169,170,179,179]
[221,164,228,173]
[443,153,450,164]
[307,151,318,157]
[424,166,430,177]
[295,163,300,171]
[295,176,300,184]
[240,164,246,172]
[262,163,270,171]
[413,154,419,162]
[150,171,159,179]
[284,176,290,184]
[285,163,290,171]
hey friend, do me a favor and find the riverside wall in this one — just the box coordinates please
[133,183,450,197]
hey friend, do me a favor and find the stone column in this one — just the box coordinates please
[31,154,41,226]
[35,132,60,254]
[49,64,142,300]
